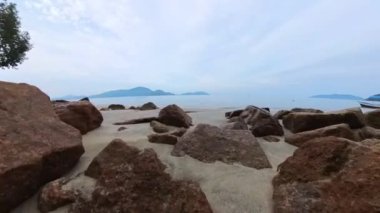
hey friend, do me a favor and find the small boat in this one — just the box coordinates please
[359,100,380,109]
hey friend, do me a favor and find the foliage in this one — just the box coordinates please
[0,0,31,69]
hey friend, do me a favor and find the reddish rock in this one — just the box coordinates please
[274,108,323,120]
[38,178,77,213]
[0,81,84,212]
[53,101,103,134]
[172,124,271,169]
[273,137,380,213]
[285,124,358,146]
[243,106,284,137]
[365,109,380,129]
[283,108,365,133]
[72,139,212,213]
[158,104,192,128]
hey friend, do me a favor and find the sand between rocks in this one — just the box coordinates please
[13,108,296,213]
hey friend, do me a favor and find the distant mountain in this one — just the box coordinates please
[90,87,174,98]
[56,87,210,99]
[181,91,209,96]
[310,94,363,100]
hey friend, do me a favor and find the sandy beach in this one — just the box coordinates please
[13,108,297,213]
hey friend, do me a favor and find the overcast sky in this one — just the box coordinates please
[1,0,379,98]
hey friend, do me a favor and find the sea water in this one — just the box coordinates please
[88,94,359,111]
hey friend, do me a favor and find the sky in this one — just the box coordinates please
[0,0,380,98]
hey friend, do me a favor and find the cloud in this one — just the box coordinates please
[1,0,379,97]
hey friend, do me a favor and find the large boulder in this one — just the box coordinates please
[172,124,271,169]
[283,108,366,133]
[0,81,84,212]
[273,137,380,212]
[158,104,192,128]
[140,102,158,110]
[53,101,103,134]
[285,124,358,146]
[68,139,213,212]
[243,106,284,137]
[273,108,323,120]
[365,109,380,129]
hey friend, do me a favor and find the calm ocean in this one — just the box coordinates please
[87,94,360,111]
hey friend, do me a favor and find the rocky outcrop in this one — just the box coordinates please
[283,108,365,133]
[365,109,380,129]
[0,81,84,212]
[291,108,323,113]
[285,124,358,146]
[107,104,125,110]
[148,128,187,145]
[158,104,192,128]
[53,100,103,134]
[69,139,213,212]
[140,102,158,110]
[38,178,78,213]
[114,117,157,125]
[274,108,323,120]
[273,137,380,213]
[243,106,284,137]
[172,124,271,169]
